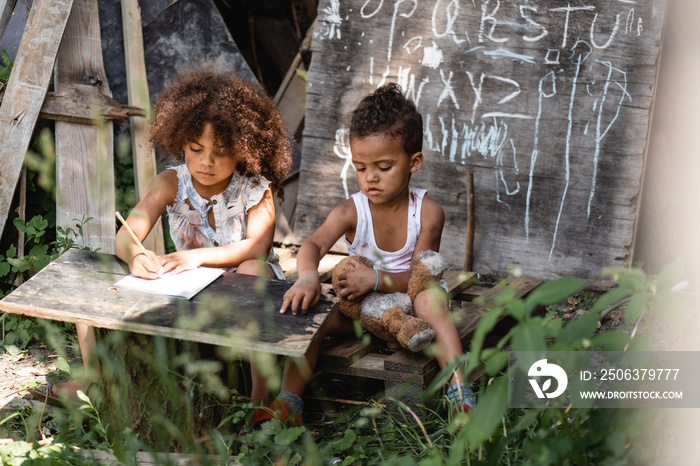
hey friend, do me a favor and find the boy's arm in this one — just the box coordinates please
[280,199,357,315]
[339,196,444,297]
[412,195,445,261]
[115,170,176,278]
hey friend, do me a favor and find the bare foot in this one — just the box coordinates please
[50,380,88,397]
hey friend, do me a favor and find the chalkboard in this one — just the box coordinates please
[295,0,667,279]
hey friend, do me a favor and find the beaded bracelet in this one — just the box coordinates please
[373,267,380,291]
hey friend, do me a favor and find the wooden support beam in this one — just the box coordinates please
[55,0,115,253]
[0,0,17,40]
[0,0,75,238]
[0,84,145,123]
[121,0,164,254]
[40,84,145,124]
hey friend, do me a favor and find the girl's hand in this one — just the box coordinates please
[281,272,321,315]
[336,258,376,300]
[159,250,203,275]
[129,251,164,279]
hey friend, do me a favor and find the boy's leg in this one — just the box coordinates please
[280,310,355,395]
[413,288,464,385]
[250,310,355,427]
[414,288,475,410]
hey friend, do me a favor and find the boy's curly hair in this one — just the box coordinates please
[349,82,423,154]
[150,69,292,199]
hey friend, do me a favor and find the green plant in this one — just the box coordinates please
[0,214,95,349]
[422,262,684,465]
[0,48,12,82]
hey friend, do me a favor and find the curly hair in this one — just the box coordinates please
[150,69,292,199]
[349,82,423,154]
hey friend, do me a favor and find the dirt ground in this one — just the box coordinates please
[0,345,59,411]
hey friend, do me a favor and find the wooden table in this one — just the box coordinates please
[0,248,335,357]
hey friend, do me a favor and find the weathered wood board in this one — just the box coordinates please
[296,0,667,279]
[0,249,334,357]
[0,0,75,239]
[55,0,116,254]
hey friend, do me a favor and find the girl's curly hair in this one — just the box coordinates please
[349,82,423,154]
[150,69,292,199]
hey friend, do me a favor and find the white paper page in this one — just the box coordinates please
[114,267,225,299]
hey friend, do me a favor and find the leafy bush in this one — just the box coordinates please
[0,262,684,465]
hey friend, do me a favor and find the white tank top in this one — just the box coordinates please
[344,187,426,273]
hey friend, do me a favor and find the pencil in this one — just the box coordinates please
[116,211,159,269]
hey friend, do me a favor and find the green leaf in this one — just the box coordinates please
[295,68,307,81]
[495,287,517,305]
[274,426,305,445]
[77,390,91,403]
[485,351,508,375]
[591,287,630,313]
[558,310,599,346]
[337,429,357,451]
[605,429,626,456]
[513,408,542,432]
[0,261,9,277]
[55,356,70,373]
[511,318,546,352]
[589,331,630,351]
[623,292,647,325]
[506,299,526,321]
[467,307,504,373]
[525,278,587,308]
[617,268,646,291]
[1,49,13,68]
[651,259,684,291]
[462,377,508,448]
[12,217,27,233]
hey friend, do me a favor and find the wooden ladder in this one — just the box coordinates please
[0,0,162,254]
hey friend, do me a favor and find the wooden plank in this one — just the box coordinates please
[38,84,145,123]
[455,283,492,301]
[121,0,164,254]
[384,350,438,376]
[477,278,543,304]
[282,252,348,282]
[299,0,668,280]
[273,246,294,264]
[55,0,115,253]
[0,0,75,238]
[0,0,16,40]
[0,249,334,357]
[454,303,489,343]
[318,334,376,367]
[317,352,420,383]
[274,18,314,138]
[443,269,478,298]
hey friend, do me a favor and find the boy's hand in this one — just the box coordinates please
[281,273,321,315]
[159,250,202,275]
[129,251,164,279]
[336,258,375,300]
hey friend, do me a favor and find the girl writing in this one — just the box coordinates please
[115,69,292,408]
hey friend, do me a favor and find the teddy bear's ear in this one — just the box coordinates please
[407,250,448,300]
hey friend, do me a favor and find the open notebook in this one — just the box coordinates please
[114,267,225,299]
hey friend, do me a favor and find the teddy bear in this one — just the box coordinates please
[331,250,448,352]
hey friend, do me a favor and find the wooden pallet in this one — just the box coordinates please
[313,277,542,405]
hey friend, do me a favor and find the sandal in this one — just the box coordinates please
[28,383,63,407]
